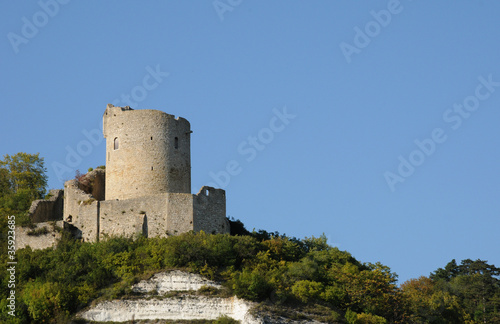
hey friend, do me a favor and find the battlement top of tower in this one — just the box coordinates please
[103,104,189,124]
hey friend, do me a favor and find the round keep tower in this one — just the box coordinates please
[103,104,191,200]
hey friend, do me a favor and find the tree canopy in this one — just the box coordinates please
[0,152,47,221]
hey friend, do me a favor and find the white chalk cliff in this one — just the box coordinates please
[79,270,329,323]
[79,270,261,323]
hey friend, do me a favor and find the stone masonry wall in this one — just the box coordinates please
[28,189,64,223]
[193,186,229,234]
[64,180,99,242]
[166,193,194,235]
[63,182,228,243]
[103,104,191,201]
[77,168,106,201]
[99,194,169,239]
[16,221,63,250]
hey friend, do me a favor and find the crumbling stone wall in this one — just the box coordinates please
[77,168,105,201]
[15,221,63,250]
[90,188,228,240]
[64,180,99,242]
[63,168,106,242]
[193,186,229,234]
[28,189,64,223]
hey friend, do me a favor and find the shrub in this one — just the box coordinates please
[27,226,49,236]
[214,314,239,324]
[82,198,95,205]
[291,280,324,303]
[346,309,387,324]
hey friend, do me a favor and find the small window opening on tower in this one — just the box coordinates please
[114,137,119,150]
[151,166,154,171]
[205,189,209,196]
[151,136,153,140]
[174,137,179,149]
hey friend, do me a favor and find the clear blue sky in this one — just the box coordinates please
[1,1,499,284]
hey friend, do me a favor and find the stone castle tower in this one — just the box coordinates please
[15,104,230,249]
[103,105,191,200]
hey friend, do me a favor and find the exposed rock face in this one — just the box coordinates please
[79,270,260,323]
[78,270,330,324]
[132,270,221,294]
[80,296,259,323]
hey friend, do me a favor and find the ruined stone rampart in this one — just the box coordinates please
[166,193,194,235]
[77,168,105,201]
[96,188,228,239]
[15,221,63,250]
[194,186,228,234]
[28,189,64,223]
[64,179,98,242]
[99,194,168,239]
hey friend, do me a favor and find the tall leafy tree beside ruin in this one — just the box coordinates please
[0,152,48,219]
[0,154,47,321]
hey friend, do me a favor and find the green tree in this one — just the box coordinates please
[431,259,500,323]
[0,152,48,220]
[21,281,68,322]
[401,276,468,323]
[0,153,48,199]
[431,259,460,282]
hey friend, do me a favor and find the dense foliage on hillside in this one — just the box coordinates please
[1,229,499,323]
[1,154,499,323]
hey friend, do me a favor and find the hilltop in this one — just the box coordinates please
[2,224,500,323]
[1,153,499,323]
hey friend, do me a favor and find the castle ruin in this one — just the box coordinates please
[16,104,229,249]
